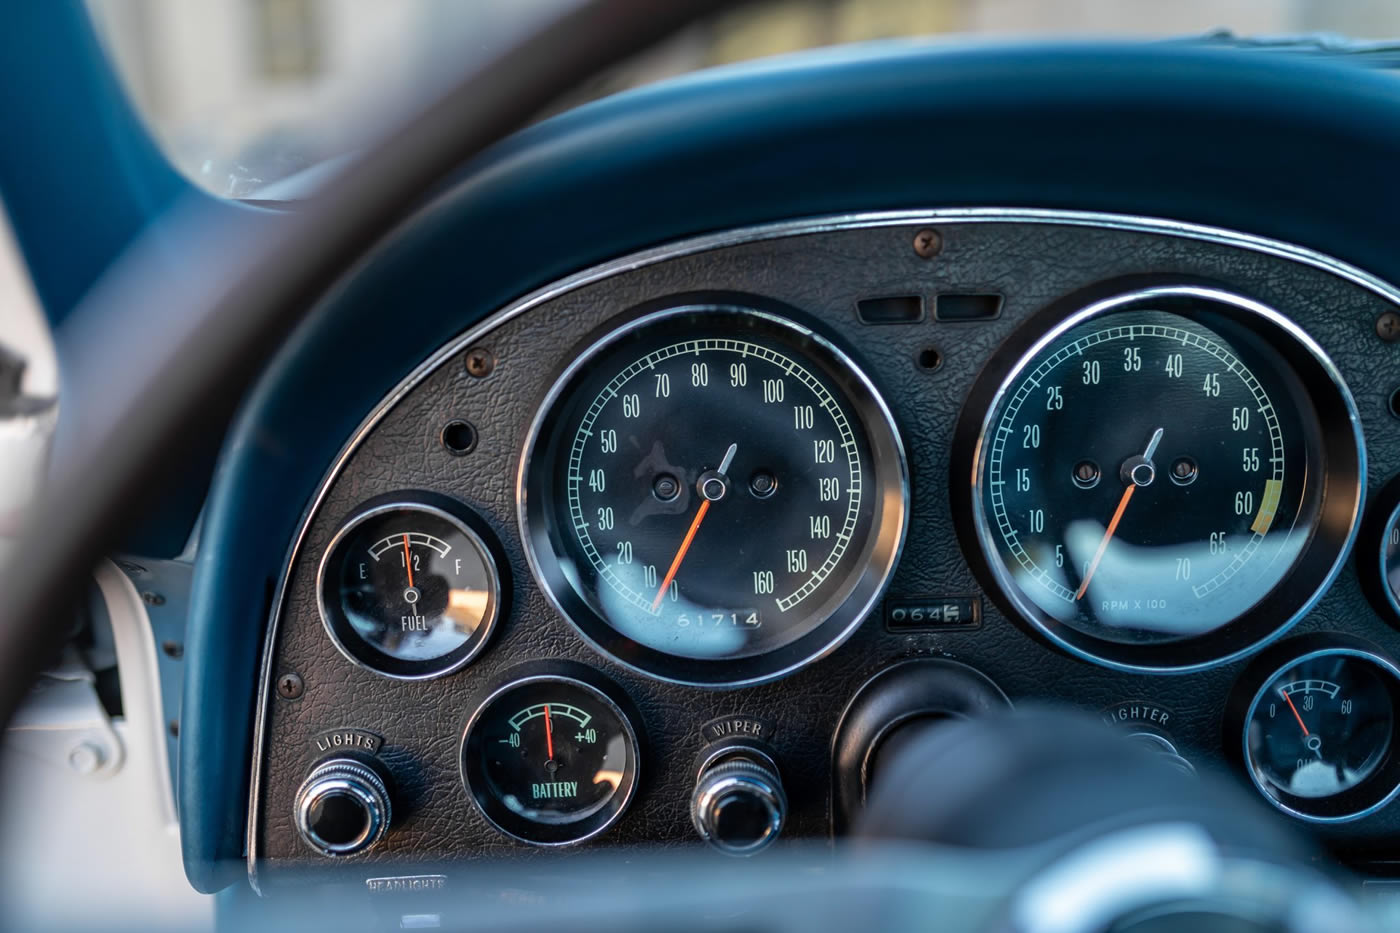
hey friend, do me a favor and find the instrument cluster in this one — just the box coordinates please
[248,212,1400,887]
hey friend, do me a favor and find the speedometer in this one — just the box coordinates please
[519,302,907,686]
[957,285,1364,672]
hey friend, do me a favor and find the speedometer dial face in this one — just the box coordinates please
[967,287,1363,672]
[520,304,907,686]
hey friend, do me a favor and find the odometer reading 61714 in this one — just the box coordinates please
[520,305,907,686]
[965,288,1363,672]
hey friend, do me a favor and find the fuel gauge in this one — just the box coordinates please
[1243,644,1400,822]
[318,493,504,679]
[462,670,641,845]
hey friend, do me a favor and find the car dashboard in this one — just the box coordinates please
[243,207,1400,889]
[159,42,1400,898]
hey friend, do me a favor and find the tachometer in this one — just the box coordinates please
[519,302,907,686]
[959,285,1363,672]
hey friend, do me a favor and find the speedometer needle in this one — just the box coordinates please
[1074,427,1163,601]
[651,443,737,610]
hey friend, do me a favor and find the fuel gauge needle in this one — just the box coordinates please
[402,534,415,589]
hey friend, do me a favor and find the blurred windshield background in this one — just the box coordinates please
[87,0,1400,199]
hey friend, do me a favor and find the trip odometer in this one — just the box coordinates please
[520,302,907,686]
[960,286,1363,672]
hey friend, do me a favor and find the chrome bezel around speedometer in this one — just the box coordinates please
[518,300,908,687]
[955,283,1365,674]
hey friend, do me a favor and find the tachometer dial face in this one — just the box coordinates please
[966,287,1363,671]
[317,495,502,679]
[461,673,640,845]
[519,304,907,686]
[1243,647,1400,821]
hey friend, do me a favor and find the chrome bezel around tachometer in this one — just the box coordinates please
[956,284,1365,674]
[517,301,908,687]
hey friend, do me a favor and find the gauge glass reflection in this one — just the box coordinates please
[980,308,1313,641]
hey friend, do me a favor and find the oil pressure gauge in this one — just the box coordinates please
[317,492,504,679]
[1240,641,1400,822]
[461,668,641,845]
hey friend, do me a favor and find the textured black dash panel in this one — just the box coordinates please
[253,218,1400,889]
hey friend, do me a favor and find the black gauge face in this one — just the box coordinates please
[462,674,640,845]
[1382,507,1400,619]
[969,288,1363,671]
[318,496,501,679]
[1244,649,1400,820]
[520,304,907,685]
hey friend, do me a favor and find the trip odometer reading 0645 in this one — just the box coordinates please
[520,304,907,686]
[963,286,1364,673]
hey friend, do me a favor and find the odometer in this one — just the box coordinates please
[962,286,1363,672]
[519,303,907,686]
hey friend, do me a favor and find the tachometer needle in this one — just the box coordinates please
[651,443,737,610]
[1074,427,1163,601]
[544,704,555,762]
[1074,485,1136,601]
[402,534,415,589]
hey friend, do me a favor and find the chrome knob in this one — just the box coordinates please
[690,756,786,856]
[294,757,392,856]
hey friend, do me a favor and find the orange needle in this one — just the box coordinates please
[1074,427,1163,602]
[402,534,415,588]
[652,499,710,610]
[1074,485,1135,601]
[650,443,736,611]
[1280,689,1310,737]
[543,704,556,761]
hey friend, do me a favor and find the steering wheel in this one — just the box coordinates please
[0,0,735,725]
[0,4,1385,929]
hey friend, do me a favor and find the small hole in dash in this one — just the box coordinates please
[917,348,942,372]
[441,420,478,456]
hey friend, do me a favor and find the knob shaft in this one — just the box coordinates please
[294,757,392,856]
[690,756,786,856]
